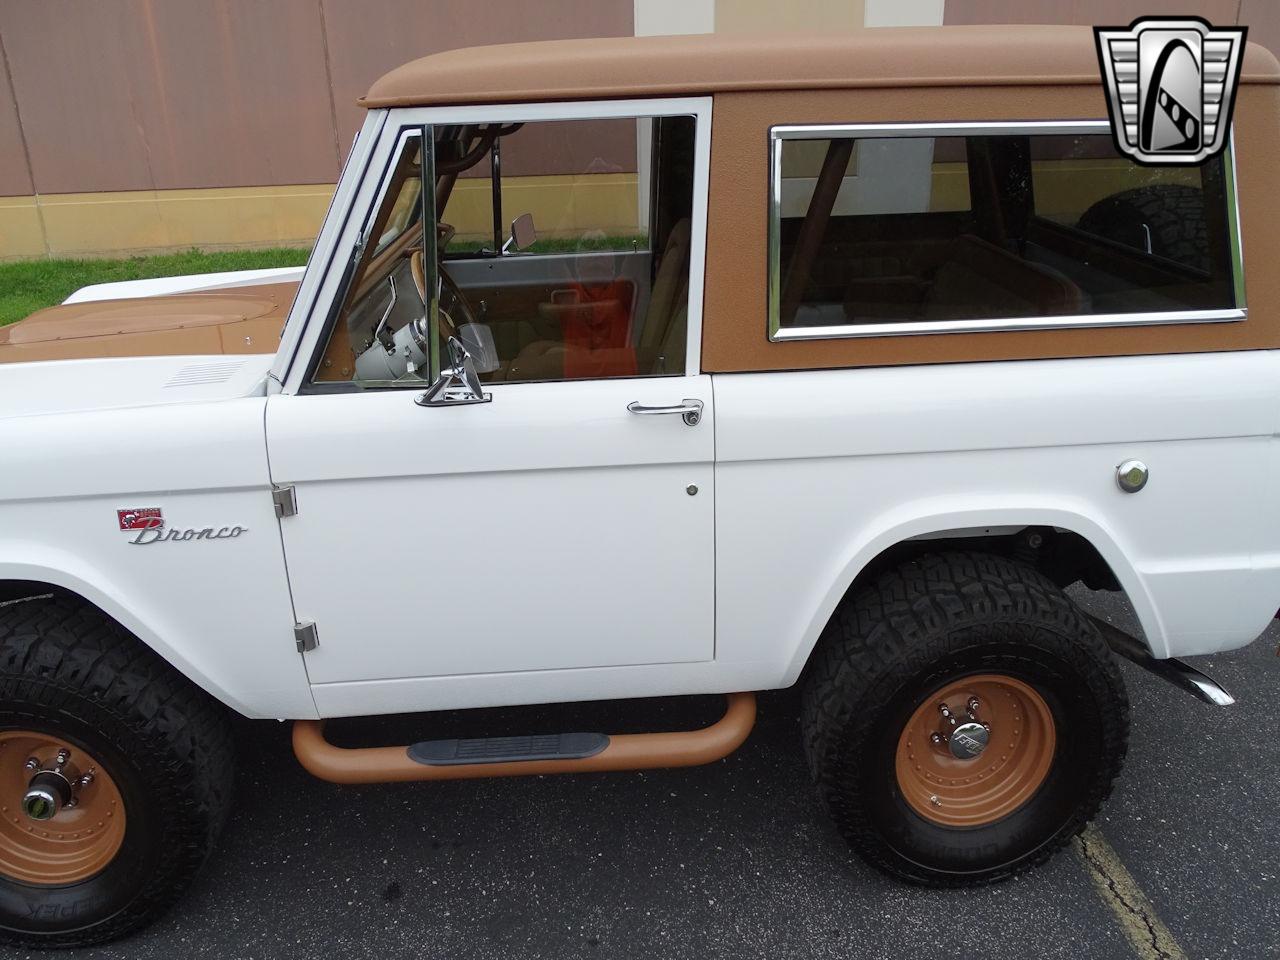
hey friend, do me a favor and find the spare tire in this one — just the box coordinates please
[1076,183,1208,272]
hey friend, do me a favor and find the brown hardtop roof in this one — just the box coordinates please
[362,24,1280,108]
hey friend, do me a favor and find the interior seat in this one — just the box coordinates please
[922,234,1084,320]
[507,218,692,382]
[636,218,691,373]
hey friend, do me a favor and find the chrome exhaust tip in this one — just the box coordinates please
[1090,615,1236,707]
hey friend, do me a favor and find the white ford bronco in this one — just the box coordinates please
[2,25,1278,948]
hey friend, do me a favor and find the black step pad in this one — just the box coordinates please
[407,731,610,766]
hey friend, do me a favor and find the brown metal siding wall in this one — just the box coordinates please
[0,0,634,199]
[0,32,33,198]
[0,0,339,195]
[1240,0,1280,59]
[943,0,1240,25]
[0,59,30,198]
[318,0,636,148]
[944,0,1279,57]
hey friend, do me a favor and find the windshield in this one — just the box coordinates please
[372,143,423,256]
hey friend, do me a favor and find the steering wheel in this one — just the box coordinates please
[410,246,476,342]
[409,220,460,311]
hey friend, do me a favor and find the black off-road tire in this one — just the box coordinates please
[0,594,235,949]
[801,552,1129,886]
[1077,183,1208,271]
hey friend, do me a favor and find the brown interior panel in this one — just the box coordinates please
[450,273,637,363]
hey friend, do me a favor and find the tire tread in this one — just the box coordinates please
[801,552,1129,886]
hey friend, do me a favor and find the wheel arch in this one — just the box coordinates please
[783,502,1162,686]
[0,559,277,720]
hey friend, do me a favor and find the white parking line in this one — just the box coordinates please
[1075,824,1189,960]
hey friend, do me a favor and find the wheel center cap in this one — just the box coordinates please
[949,721,990,759]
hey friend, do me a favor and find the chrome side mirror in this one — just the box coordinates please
[501,212,537,254]
[416,336,492,407]
[457,322,500,374]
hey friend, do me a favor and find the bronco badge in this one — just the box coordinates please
[117,508,163,530]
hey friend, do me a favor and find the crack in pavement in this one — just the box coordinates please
[1075,824,1188,960]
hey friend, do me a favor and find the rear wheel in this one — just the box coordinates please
[894,673,1056,829]
[802,552,1128,885]
[0,594,234,948]
[1077,184,1208,271]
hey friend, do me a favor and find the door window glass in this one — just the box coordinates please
[313,115,697,388]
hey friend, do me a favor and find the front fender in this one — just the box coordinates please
[0,393,316,720]
[0,545,315,720]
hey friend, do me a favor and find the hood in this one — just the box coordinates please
[0,353,276,421]
[0,281,299,365]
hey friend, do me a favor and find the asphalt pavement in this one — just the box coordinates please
[21,589,1280,960]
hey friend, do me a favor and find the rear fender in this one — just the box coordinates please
[783,500,1162,684]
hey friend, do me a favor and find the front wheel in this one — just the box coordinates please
[802,552,1129,885]
[0,595,235,948]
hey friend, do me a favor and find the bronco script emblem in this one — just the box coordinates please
[128,524,248,545]
[1095,17,1247,165]
[116,509,247,545]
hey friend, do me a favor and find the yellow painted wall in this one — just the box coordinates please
[1030,159,1201,222]
[0,174,641,261]
[0,196,46,259]
[780,158,1204,218]
[2,158,1203,261]
[1,185,335,261]
[446,173,640,242]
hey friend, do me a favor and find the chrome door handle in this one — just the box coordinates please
[627,398,703,426]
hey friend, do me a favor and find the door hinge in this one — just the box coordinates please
[272,485,298,518]
[294,620,319,653]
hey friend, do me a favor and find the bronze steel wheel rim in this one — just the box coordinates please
[0,731,126,885]
[895,674,1056,828]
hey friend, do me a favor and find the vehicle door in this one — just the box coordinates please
[265,99,715,687]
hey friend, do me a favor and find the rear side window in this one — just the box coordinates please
[768,124,1242,340]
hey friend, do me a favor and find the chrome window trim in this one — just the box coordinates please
[292,123,427,391]
[770,308,1246,342]
[282,97,713,394]
[767,120,1247,343]
[274,109,387,389]
[1225,127,1247,310]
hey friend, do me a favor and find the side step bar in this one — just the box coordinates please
[1090,615,1235,706]
[293,692,757,784]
